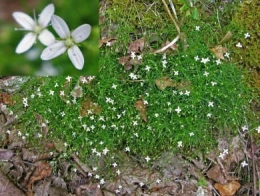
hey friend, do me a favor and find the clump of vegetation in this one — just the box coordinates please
[4,0,259,183]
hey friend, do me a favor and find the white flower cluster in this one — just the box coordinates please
[13,4,91,70]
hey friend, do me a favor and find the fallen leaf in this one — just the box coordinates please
[99,37,117,48]
[214,181,241,196]
[80,96,101,117]
[210,45,228,60]
[0,92,13,105]
[0,149,13,160]
[127,38,145,53]
[134,99,148,122]
[155,76,177,90]
[119,55,142,70]
[27,162,52,190]
[71,83,83,98]
[206,164,227,184]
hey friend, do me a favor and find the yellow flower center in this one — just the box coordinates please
[65,37,74,48]
[33,25,42,34]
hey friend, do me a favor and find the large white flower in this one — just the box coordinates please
[12,4,55,54]
[41,15,91,70]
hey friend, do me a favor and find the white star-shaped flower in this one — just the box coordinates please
[145,65,151,71]
[13,4,55,53]
[241,125,248,132]
[111,84,117,89]
[201,57,210,64]
[208,101,214,107]
[175,106,181,114]
[195,26,200,31]
[236,42,242,48]
[241,160,248,167]
[116,169,121,175]
[194,56,200,61]
[203,71,209,77]
[244,33,250,39]
[224,52,230,59]
[216,59,222,65]
[41,15,91,70]
[145,156,150,162]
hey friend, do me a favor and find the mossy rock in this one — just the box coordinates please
[231,0,260,110]
[231,0,260,68]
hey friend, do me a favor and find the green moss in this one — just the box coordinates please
[230,0,260,112]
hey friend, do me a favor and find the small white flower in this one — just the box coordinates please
[236,42,242,48]
[223,148,228,155]
[224,52,230,59]
[241,161,248,167]
[125,147,130,152]
[41,15,91,70]
[137,55,142,60]
[216,59,221,65]
[13,4,55,53]
[102,147,109,155]
[256,126,260,133]
[130,51,136,59]
[145,156,150,162]
[201,57,210,64]
[145,65,151,71]
[177,141,183,148]
[162,59,167,67]
[194,56,200,61]
[156,179,161,184]
[112,84,117,89]
[175,106,181,114]
[241,125,248,132]
[203,71,209,77]
[219,152,225,159]
[208,101,214,107]
[195,26,200,31]
[116,169,121,175]
[112,162,118,168]
[244,33,250,39]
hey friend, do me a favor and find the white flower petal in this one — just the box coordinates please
[12,12,35,30]
[41,41,66,60]
[15,32,36,54]
[38,29,55,46]
[51,15,70,38]
[38,4,55,27]
[68,45,84,70]
[72,24,91,43]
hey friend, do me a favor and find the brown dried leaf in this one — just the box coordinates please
[210,45,228,60]
[134,99,147,122]
[0,92,13,105]
[214,181,241,196]
[0,149,13,160]
[155,76,177,90]
[71,83,83,98]
[206,165,227,184]
[119,55,142,70]
[99,37,117,48]
[27,162,52,190]
[80,96,101,117]
[127,38,145,53]
[119,55,131,66]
